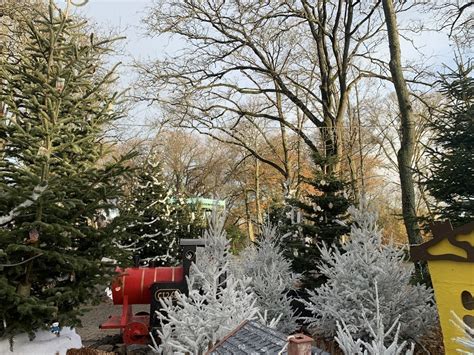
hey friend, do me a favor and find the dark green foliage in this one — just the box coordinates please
[424,63,473,226]
[271,159,351,289]
[111,157,205,266]
[0,2,131,338]
[226,224,247,254]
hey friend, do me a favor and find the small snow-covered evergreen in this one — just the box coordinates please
[335,282,415,355]
[235,223,299,333]
[151,209,258,354]
[303,198,436,342]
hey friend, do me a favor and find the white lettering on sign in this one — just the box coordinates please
[155,289,180,300]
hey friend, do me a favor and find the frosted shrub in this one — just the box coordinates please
[303,198,436,343]
[235,224,299,333]
[150,209,258,354]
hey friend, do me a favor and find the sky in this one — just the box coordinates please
[69,0,456,64]
[62,0,459,137]
[74,0,167,61]
[64,1,179,137]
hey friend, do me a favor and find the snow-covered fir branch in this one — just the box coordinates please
[142,216,163,225]
[0,184,48,226]
[112,239,140,251]
[141,229,173,239]
[256,310,282,329]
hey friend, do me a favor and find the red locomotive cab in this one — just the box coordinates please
[101,266,184,344]
[111,266,184,305]
[100,239,205,346]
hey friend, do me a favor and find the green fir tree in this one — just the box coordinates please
[112,155,206,266]
[114,158,183,266]
[272,157,351,288]
[424,63,473,226]
[0,2,131,338]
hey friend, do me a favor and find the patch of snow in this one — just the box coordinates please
[0,327,82,355]
[105,287,113,300]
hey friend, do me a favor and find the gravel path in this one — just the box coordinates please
[77,299,149,348]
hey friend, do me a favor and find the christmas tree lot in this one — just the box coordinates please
[1,1,469,353]
[0,2,132,338]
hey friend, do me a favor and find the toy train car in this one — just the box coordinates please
[100,239,205,345]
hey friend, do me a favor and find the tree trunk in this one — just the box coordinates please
[275,81,292,198]
[382,0,423,246]
[254,158,263,226]
[244,189,255,242]
[295,106,304,198]
[355,84,366,194]
[347,99,360,201]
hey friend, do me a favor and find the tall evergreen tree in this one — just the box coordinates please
[272,156,351,288]
[424,63,473,226]
[0,2,131,337]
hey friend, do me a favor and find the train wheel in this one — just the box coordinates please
[123,321,149,345]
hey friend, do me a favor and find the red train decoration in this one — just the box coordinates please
[100,239,205,345]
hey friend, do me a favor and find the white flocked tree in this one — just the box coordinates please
[150,209,259,354]
[303,198,436,344]
[335,282,415,355]
[235,223,299,334]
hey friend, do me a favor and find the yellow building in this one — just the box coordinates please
[411,221,474,354]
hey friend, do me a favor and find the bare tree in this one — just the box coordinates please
[150,130,231,197]
[373,94,439,211]
[381,0,423,246]
[137,0,396,177]
[427,1,473,47]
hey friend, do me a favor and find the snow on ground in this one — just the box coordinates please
[0,327,81,355]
